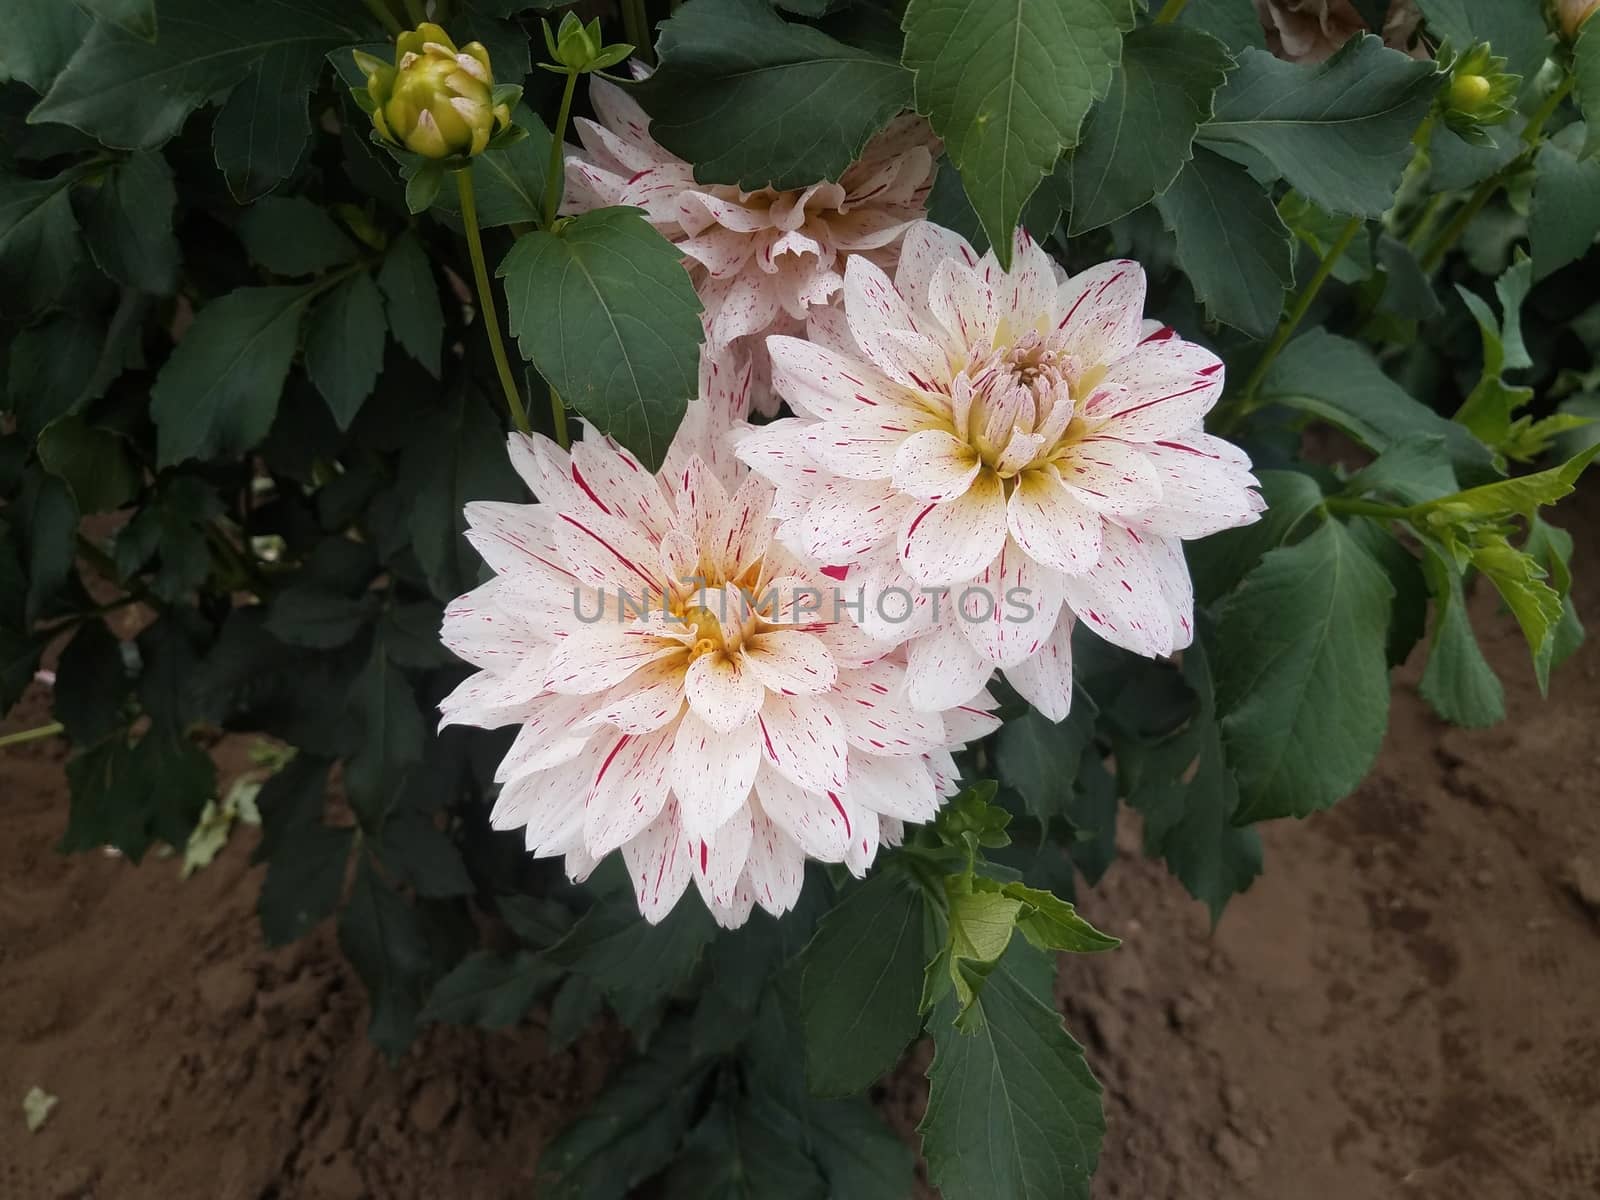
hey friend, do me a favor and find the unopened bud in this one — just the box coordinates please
[353,23,520,163]
[1559,0,1600,40]
[540,12,634,74]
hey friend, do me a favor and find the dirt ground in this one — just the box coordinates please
[4,503,1600,1200]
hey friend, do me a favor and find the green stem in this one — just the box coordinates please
[403,0,427,26]
[1405,193,1444,250]
[1153,0,1189,22]
[1325,497,1413,521]
[544,68,580,228]
[1420,78,1574,272]
[1221,214,1363,432]
[0,723,65,751]
[549,385,570,448]
[455,169,531,434]
[361,0,404,36]
[622,0,655,65]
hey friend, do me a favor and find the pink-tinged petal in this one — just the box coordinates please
[755,765,851,861]
[707,882,757,929]
[464,501,576,581]
[842,255,930,387]
[744,806,806,916]
[583,723,675,857]
[661,356,755,488]
[730,418,822,509]
[438,657,549,730]
[766,334,912,420]
[834,660,947,756]
[811,613,898,670]
[672,452,730,569]
[804,407,937,481]
[850,558,940,643]
[805,302,864,358]
[587,77,673,163]
[494,693,602,780]
[505,431,572,502]
[1092,338,1225,439]
[1007,468,1104,577]
[590,654,688,733]
[742,629,838,696]
[544,628,679,694]
[905,623,993,711]
[955,539,1069,669]
[490,738,599,837]
[756,692,848,793]
[892,428,981,501]
[672,711,760,840]
[877,327,955,393]
[676,188,775,234]
[842,792,880,876]
[991,229,1059,334]
[713,473,773,577]
[1128,439,1263,539]
[899,470,1009,586]
[1055,260,1147,366]
[1059,523,1178,658]
[690,806,753,909]
[927,256,998,350]
[706,269,782,346]
[1058,438,1163,517]
[848,754,939,823]
[552,506,665,594]
[794,477,912,566]
[1003,614,1076,721]
[894,221,981,312]
[1149,534,1195,651]
[942,690,1003,743]
[563,843,599,884]
[683,651,764,732]
[571,115,663,178]
[570,439,672,538]
[623,801,694,923]
[440,579,539,670]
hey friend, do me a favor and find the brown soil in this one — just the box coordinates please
[4,504,1600,1200]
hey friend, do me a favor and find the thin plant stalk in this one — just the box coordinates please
[361,0,404,36]
[1153,0,1189,23]
[0,723,64,751]
[455,168,532,435]
[543,68,580,228]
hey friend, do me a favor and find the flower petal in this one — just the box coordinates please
[622,801,694,923]
[1007,468,1104,577]
[847,754,939,823]
[690,806,753,909]
[756,692,848,793]
[894,220,981,312]
[1127,438,1263,539]
[1055,260,1147,366]
[584,724,675,857]
[742,629,838,696]
[794,476,911,567]
[672,711,760,840]
[755,765,851,861]
[1092,338,1225,439]
[955,538,1069,669]
[892,428,981,501]
[1058,438,1163,518]
[684,651,764,732]
[899,470,1009,586]
[1058,524,1182,658]
[744,806,806,916]
[1002,613,1076,721]
[905,622,993,711]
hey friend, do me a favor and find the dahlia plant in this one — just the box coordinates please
[5,0,1600,1196]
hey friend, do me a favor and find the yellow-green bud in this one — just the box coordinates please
[1449,73,1494,113]
[354,23,516,162]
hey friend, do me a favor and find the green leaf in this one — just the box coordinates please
[77,0,157,40]
[1063,25,1234,235]
[1577,26,1600,161]
[36,416,141,513]
[1214,519,1394,822]
[920,950,1104,1200]
[339,853,433,1058]
[1002,883,1118,954]
[344,645,425,824]
[1279,192,1374,284]
[1417,540,1505,727]
[992,703,1093,820]
[402,392,522,601]
[375,807,475,898]
[636,0,913,190]
[942,885,1022,1018]
[420,950,561,1028]
[235,196,358,276]
[61,731,215,861]
[1174,0,1267,52]
[665,1103,828,1200]
[2,2,90,92]
[1189,469,1326,604]
[1152,146,1294,337]
[306,271,387,429]
[18,471,79,626]
[1530,126,1600,280]
[5,314,101,439]
[1198,36,1440,218]
[377,232,443,377]
[1259,328,1497,481]
[1343,434,1461,506]
[798,867,927,1096]
[212,43,323,201]
[1414,442,1600,522]
[113,475,221,602]
[151,285,314,466]
[1469,533,1564,691]
[1375,232,1443,320]
[84,150,178,293]
[0,166,86,319]
[29,0,360,151]
[543,1021,710,1200]
[55,619,131,745]
[1415,0,1551,82]
[500,207,704,471]
[903,0,1138,265]
[254,757,355,945]
[264,587,373,649]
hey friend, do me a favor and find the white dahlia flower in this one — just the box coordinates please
[733,222,1264,722]
[439,353,998,928]
[563,77,939,413]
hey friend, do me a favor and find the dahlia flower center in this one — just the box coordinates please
[959,331,1097,481]
[682,605,726,660]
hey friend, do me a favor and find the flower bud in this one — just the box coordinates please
[1558,0,1600,39]
[540,12,634,74]
[353,23,518,163]
[1438,42,1519,147]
